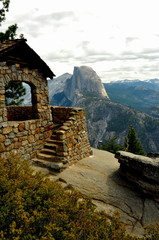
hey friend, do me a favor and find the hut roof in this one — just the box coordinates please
[0,39,55,78]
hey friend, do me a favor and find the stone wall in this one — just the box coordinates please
[0,62,92,164]
[51,106,92,164]
[0,62,53,159]
[0,120,53,159]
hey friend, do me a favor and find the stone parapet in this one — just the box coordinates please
[0,119,53,160]
[115,151,159,197]
[51,106,92,164]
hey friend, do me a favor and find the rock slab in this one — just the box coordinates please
[115,151,159,196]
[57,148,159,236]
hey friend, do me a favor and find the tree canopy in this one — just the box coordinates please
[5,81,26,106]
[0,0,10,24]
[0,0,24,42]
[99,126,145,156]
[1,0,26,105]
[124,125,145,155]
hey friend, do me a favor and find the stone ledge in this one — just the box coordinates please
[115,151,159,197]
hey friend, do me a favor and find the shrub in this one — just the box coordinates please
[0,154,159,239]
[99,136,125,154]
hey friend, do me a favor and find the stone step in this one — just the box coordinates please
[32,158,67,172]
[37,152,57,161]
[52,124,62,130]
[40,148,56,156]
[44,142,57,150]
[37,152,66,163]
[51,135,66,141]
[47,139,64,145]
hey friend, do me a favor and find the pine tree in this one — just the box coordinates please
[0,0,10,24]
[5,81,26,105]
[0,1,24,41]
[1,0,26,105]
[124,125,144,155]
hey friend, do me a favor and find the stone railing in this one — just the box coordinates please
[115,151,159,197]
[51,106,92,164]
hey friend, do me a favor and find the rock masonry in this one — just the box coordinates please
[0,62,92,170]
[33,107,92,172]
[0,62,53,159]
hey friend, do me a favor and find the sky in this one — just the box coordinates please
[1,0,159,82]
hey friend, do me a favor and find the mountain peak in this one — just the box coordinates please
[64,66,109,104]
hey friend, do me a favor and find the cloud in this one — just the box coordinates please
[125,37,139,45]
[2,0,159,81]
[34,11,76,23]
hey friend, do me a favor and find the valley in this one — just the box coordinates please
[47,66,159,153]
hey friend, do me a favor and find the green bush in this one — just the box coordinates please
[99,136,125,154]
[0,154,159,239]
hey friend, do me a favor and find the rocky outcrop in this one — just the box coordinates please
[50,66,109,106]
[64,66,109,104]
[115,151,159,197]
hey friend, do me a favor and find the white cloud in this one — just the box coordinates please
[1,0,159,81]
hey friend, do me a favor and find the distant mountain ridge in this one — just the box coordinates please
[48,73,72,100]
[105,79,159,118]
[47,66,159,153]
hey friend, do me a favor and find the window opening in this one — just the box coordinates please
[5,81,39,121]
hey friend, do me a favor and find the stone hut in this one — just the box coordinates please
[0,39,92,171]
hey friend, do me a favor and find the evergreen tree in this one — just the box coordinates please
[124,125,144,155]
[99,136,124,154]
[0,0,10,24]
[5,81,26,105]
[0,1,24,41]
[0,23,18,41]
[1,0,26,105]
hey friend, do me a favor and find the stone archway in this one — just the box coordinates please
[5,80,39,121]
[0,64,51,123]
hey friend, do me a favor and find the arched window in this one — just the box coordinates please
[5,81,39,121]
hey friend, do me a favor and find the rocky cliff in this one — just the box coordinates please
[49,66,159,153]
[64,66,108,105]
[80,97,159,152]
[50,66,109,106]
